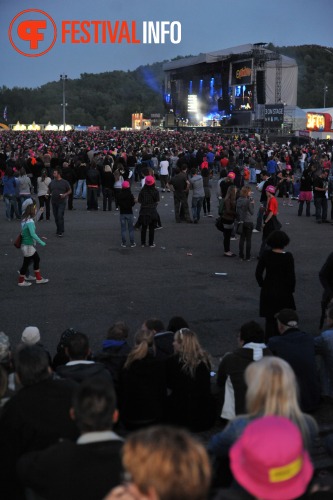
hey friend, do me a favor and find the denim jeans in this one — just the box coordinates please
[314,197,328,221]
[75,179,86,199]
[4,194,20,220]
[120,214,134,244]
[52,201,66,234]
[250,168,257,183]
[191,196,204,221]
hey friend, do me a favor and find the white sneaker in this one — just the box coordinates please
[25,275,36,281]
[230,237,238,241]
[18,281,32,287]
[36,278,49,284]
[130,243,136,248]
[252,229,260,233]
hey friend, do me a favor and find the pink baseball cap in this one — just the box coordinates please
[145,175,155,186]
[122,181,130,189]
[266,185,276,194]
[230,416,313,500]
[227,172,236,179]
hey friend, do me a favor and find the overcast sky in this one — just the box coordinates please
[2,0,333,89]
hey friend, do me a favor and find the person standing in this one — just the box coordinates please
[236,186,254,261]
[2,167,20,221]
[167,165,192,223]
[313,169,329,223]
[61,162,76,211]
[201,168,213,217]
[222,185,237,257]
[18,201,48,287]
[189,168,205,224]
[256,231,296,340]
[48,167,71,237]
[259,185,281,257]
[298,165,313,217]
[86,162,101,211]
[117,181,136,248]
[37,169,51,221]
[74,162,87,199]
[138,175,160,248]
[159,155,170,192]
[101,164,115,211]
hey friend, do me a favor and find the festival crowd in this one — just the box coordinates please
[1,129,333,499]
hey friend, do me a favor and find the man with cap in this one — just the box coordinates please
[117,181,136,248]
[268,309,321,413]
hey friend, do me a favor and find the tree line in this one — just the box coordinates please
[0,45,332,129]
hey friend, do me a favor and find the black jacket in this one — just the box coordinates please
[117,189,135,214]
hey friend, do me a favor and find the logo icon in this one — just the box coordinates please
[9,9,57,57]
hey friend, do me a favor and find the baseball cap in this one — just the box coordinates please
[227,172,236,179]
[21,326,41,345]
[230,415,313,500]
[122,181,130,189]
[275,309,299,327]
[266,185,276,194]
[145,175,155,186]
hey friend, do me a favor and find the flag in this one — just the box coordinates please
[3,106,7,122]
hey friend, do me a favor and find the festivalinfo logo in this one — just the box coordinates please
[9,10,182,57]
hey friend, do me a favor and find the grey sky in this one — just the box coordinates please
[2,0,333,88]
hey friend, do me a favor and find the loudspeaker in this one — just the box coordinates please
[165,113,175,127]
[220,61,230,112]
[256,71,265,104]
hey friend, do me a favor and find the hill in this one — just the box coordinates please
[0,45,332,128]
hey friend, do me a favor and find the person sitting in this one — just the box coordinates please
[314,303,333,399]
[208,357,318,489]
[142,317,174,358]
[56,332,112,383]
[166,328,216,431]
[214,416,314,500]
[105,426,211,500]
[94,321,131,393]
[118,329,167,430]
[167,315,189,333]
[52,328,78,369]
[268,309,321,413]
[217,321,271,421]
[0,345,78,499]
[17,377,123,500]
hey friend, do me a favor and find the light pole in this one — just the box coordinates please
[324,84,328,108]
[60,74,67,130]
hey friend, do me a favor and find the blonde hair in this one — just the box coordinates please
[122,426,211,500]
[245,357,316,447]
[174,328,211,377]
[124,328,155,369]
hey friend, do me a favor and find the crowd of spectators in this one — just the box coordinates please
[0,308,333,499]
[2,129,333,499]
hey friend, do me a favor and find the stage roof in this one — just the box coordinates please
[163,43,297,71]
